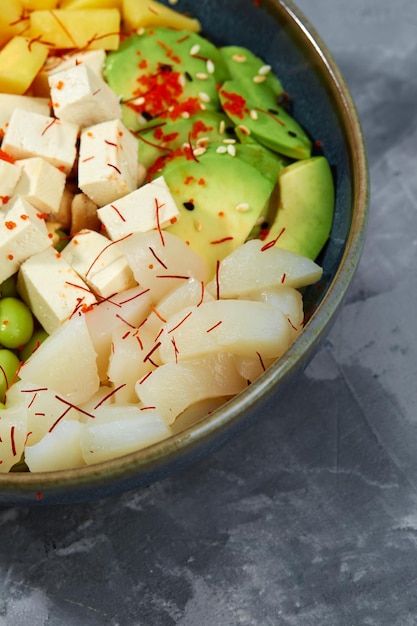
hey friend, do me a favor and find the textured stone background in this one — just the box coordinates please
[1,1,417,624]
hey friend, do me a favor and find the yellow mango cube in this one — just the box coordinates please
[0,0,29,48]
[59,0,121,8]
[122,0,201,32]
[0,36,48,95]
[29,9,121,50]
[20,0,59,8]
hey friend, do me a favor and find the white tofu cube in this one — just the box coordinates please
[49,63,122,128]
[33,49,106,96]
[0,94,50,136]
[0,159,22,200]
[14,157,66,215]
[0,197,51,283]
[2,109,79,175]
[97,176,180,240]
[61,229,136,298]
[78,119,139,206]
[17,246,97,334]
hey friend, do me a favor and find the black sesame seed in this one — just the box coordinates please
[288,130,297,137]
[225,126,237,136]
[261,221,269,229]
[183,201,195,211]
[160,64,173,72]
[268,108,279,115]
[142,111,154,121]
[184,71,193,82]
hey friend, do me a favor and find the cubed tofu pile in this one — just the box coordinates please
[0,1,325,473]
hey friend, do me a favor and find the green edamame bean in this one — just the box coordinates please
[0,275,18,299]
[0,349,20,403]
[0,297,34,349]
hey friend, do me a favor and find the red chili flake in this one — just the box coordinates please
[190,120,213,139]
[10,426,16,456]
[0,149,15,164]
[184,175,194,185]
[220,89,248,120]
[5,221,16,230]
[210,236,234,245]
[197,281,205,307]
[93,384,126,410]
[168,311,192,333]
[36,492,43,501]
[110,204,126,221]
[143,341,161,365]
[139,59,148,69]
[104,140,117,147]
[138,371,153,385]
[206,321,222,333]
[315,140,323,148]
[171,336,179,363]
[198,178,206,186]
[261,228,285,251]
[7,254,14,261]
[36,213,48,220]
[20,214,29,221]
[218,211,225,217]
[55,80,64,90]
[107,163,122,175]
[41,117,57,136]
[281,273,286,284]
[0,196,10,205]
[215,259,220,300]
[256,351,266,371]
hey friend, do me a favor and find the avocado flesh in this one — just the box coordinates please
[104,27,230,132]
[267,156,335,260]
[220,45,284,98]
[219,78,312,160]
[163,150,277,276]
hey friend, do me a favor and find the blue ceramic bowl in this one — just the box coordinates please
[0,0,368,505]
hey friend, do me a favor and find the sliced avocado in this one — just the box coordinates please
[163,151,276,275]
[137,110,231,172]
[267,156,335,260]
[219,78,312,160]
[220,45,284,99]
[234,142,289,187]
[104,28,230,132]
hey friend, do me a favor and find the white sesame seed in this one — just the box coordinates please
[196,136,210,146]
[235,203,250,212]
[227,144,236,157]
[178,73,186,87]
[190,44,200,56]
[250,109,259,120]
[216,146,228,154]
[255,216,265,226]
[206,59,215,74]
[134,96,145,106]
[181,111,191,119]
[223,138,236,144]
[200,103,207,111]
[258,64,272,75]
[232,53,247,63]
[194,220,203,232]
[198,91,211,103]
[137,27,145,35]
[219,120,226,134]
[193,146,207,157]
[196,72,208,80]
[253,75,266,83]
[237,124,251,135]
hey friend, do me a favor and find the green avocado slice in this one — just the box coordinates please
[219,78,312,160]
[104,28,230,132]
[220,45,284,98]
[163,151,276,275]
[267,156,335,260]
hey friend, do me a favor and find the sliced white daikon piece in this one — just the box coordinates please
[159,299,291,363]
[156,276,214,321]
[19,313,99,405]
[117,230,210,302]
[25,420,85,472]
[80,405,171,465]
[233,354,277,383]
[206,239,323,298]
[6,380,80,445]
[84,285,152,382]
[136,352,246,424]
[0,401,27,473]
[241,285,304,340]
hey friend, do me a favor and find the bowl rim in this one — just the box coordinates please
[0,0,369,501]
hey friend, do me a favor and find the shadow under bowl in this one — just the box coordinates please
[0,0,368,505]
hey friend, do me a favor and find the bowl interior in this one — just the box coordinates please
[0,0,368,505]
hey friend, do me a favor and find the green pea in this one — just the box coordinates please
[0,349,20,403]
[0,275,18,299]
[0,297,34,349]
[19,328,48,362]
[54,229,69,253]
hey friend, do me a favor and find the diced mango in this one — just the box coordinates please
[0,0,29,48]
[20,0,59,8]
[122,0,201,32]
[0,36,48,95]
[59,0,121,8]
[29,9,121,50]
